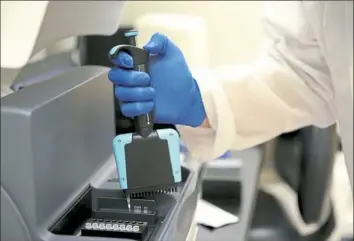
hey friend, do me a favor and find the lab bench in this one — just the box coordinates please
[194,148,264,241]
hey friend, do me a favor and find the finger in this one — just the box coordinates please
[110,50,134,68]
[120,101,154,117]
[115,86,155,102]
[143,32,168,55]
[108,69,150,87]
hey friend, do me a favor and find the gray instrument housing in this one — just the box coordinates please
[1,66,200,241]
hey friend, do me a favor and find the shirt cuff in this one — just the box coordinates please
[177,68,235,161]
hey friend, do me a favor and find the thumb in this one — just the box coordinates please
[143,32,169,55]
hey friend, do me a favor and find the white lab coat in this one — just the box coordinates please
[177,1,353,190]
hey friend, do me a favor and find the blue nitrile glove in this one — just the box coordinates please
[108,33,206,127]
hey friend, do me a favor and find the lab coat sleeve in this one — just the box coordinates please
[177,1,336,161]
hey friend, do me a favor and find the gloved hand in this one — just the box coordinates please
[108,33,206,127]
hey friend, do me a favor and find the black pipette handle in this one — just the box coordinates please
[109,30,154,138]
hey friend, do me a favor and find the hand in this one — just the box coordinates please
[108,33,206,127]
